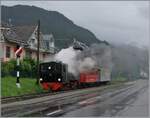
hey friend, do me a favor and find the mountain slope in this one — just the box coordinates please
[2,5,105,49]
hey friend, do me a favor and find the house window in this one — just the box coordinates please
[6,46,11,58]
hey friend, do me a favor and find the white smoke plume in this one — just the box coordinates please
[44,43,112,77]
[78,57,96,73]
[54,46,81,76]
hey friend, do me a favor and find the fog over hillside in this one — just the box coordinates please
[2,1,149,47]
[111,43,149,79]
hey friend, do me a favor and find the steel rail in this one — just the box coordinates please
[1,82,135,117]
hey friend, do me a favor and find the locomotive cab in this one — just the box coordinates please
[39,61,68,91]
[39,61,68,83]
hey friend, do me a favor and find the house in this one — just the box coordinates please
[43,34,55,53]
[0,23,56,62]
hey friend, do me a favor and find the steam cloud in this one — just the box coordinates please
[78,57,96,73]
[54,47,80,75]
[45,43,112,77]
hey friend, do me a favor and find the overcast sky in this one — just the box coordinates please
[1,1,149,47]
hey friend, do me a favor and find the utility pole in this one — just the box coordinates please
[36,20,40,85]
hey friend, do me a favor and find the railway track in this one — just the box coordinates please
[1,89,80,104]
[1,82,135,117]
[1,81,131,104]
[1,92,50,104]
[1,81,116,104]
[1,84,105,104]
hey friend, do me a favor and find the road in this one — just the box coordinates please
[2,79,149,117]
[59,79,149,117]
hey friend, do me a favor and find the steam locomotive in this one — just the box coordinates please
[39,61,110,91]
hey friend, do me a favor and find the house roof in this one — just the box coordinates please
[1,21,10,28]
[2,25,36,46]
[1,24,56,53]
[12,25,36,44]
[2,27,25,44]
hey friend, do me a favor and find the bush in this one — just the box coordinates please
[1,58,38,78]
[1,59,16,77]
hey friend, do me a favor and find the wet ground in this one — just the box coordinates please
[61,79,149,117]
[36,79,149,117]
[2,79,149,117]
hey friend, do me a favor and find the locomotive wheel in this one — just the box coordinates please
[69,81,78,90]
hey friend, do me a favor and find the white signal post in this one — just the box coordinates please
[15,45,23,88]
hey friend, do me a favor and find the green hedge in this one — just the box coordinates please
[1,58,37,78]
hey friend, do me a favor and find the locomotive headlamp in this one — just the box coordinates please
[40,78,43,81]
[58,78,61,82]
[48,66,51,70]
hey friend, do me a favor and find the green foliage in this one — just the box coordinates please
[1,58,37,78]
[1,76,46,97]
[20,58,37,77]
[110,76,127,85]
[2,59,16,76]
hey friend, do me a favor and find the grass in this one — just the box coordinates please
[110,76,128,84]
[1,76,47,97]
[1,76,128,97]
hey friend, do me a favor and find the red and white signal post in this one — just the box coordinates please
[15,45,23,88]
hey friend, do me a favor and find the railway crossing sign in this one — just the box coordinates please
[15,45,23,57]
[15,45,23,88]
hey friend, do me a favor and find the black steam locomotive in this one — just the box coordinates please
[39,41,110,91]
[39,61,78,91]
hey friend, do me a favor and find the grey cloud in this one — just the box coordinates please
[1,1,149,47]
[137,6,149,19]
